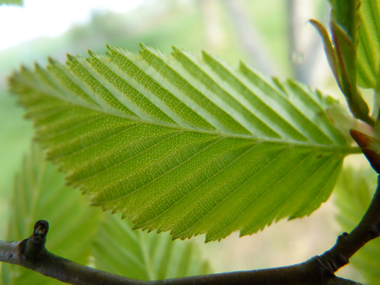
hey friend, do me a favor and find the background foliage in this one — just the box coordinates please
[1,143,210,284]
[0,0,374,284]
[0,0,22,6]
[334,167,380,285]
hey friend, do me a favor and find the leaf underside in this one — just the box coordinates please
[1,143,211,284]
[9,45,355,241]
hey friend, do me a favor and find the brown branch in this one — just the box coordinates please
[319,175,380,271]
[4,175,380,285]
[0,214,368,285]
[0,220,147,285]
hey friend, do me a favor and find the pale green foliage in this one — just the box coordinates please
[1,143,99,285]
[94,214,211,280]
[0,0,22,6]
[334,167,380,285]
[9,45,357,241]
[1,143,210,284]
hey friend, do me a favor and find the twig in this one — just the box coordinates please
[319,175,380,271]
[4,194,380,285]
[4,169,380,284]
[0,220,146,285]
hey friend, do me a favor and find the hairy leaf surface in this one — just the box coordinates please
[94,213,211,280]
[9,45,357,241]
[1,143,100,285]
[334,167,380,285]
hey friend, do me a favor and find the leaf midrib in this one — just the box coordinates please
[17,70,358,154]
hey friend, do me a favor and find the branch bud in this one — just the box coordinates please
[350,129,380,173]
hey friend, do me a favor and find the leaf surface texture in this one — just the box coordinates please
[9,45,356,241]
[1,143,211,284]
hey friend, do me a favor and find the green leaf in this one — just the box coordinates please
[334,167,380,285]
[330,0,360,84]
[1,142,212,284]
[1,143,100,285]
[93,213,211,280]
[0,0,22,6]
[311,1,373,126]
[331,0,360,43]
[357,0,380,90]
[309,20,341,91]
[331,0,372,125]
[331,20,371,123]
[9,45,357,241]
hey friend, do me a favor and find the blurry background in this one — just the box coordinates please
[0,0,365,282]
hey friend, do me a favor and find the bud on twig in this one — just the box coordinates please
[350,129,380,173]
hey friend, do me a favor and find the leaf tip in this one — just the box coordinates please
[131,224,140,231]
[65,54,76,61]
[121,212,129,220]
[47,57,56,65]
[309,18,321,28]
[88,50,97,58]
[171,46,181,54]
[34,62,41,70]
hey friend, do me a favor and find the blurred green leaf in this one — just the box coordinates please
[93,213,211,281]
[8,45,355,241]
[1,143,100,285]
[1,142,212,284]
[0,0,22,6]
[311,0,373,125]
[0,92,33,240]
[335,167,380,285]
[357,0,380,90]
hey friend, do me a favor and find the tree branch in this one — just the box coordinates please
[319,175,380,271]
[4,176,380,285]
[0,220,146,285]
